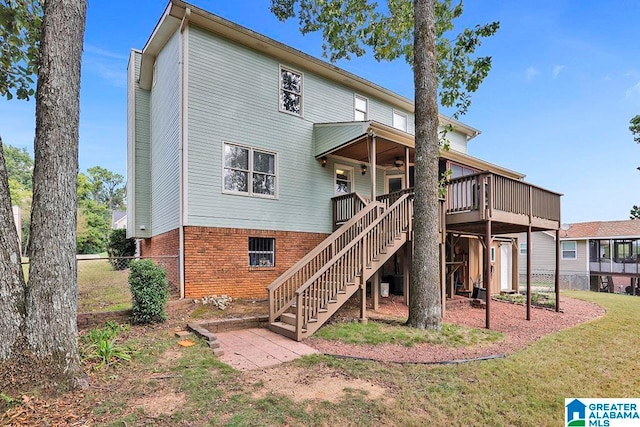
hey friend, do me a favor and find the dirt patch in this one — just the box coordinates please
[243,365,388,403]
[131,390,186,418]
[307,295,605,363]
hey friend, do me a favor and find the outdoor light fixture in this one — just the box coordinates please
[361,164,367,175]
[394,157,404,168]
[320,156,327,167]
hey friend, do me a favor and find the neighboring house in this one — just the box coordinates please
[128,1,561,339]
[111,210,127,229]
[518,220,640,292]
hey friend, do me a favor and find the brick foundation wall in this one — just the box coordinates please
[139,228,180,288]
[183,226,328,299]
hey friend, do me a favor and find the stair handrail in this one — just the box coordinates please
[267,198,384,322]
[294,193,413,331]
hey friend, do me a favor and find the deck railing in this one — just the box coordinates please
[445,172,561,223]
[376,187,414,207]
[590,259,640,275]
[332,192,369,229]
[294,194,413,338]
[267,200,384,323]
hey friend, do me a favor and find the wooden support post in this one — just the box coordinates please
[372,270,379,310]
[359,283,368,323]
[485,220,492,329]
[404,241,411,306]
[441,239,446,316]
[370,135,377,202]
[555,229,561,312]
[527,226,532,321]
[404,146,410,188]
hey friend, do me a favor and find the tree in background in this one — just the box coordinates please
[0,0,87,391]
[271,0,498,329]
[4,144,33,251]
[630,115,640,219]
[85,165,125,210]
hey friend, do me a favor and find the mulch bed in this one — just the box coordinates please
[306,295,605,363]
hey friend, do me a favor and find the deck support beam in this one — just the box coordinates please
[484,219,492,329]
[526,226,532,321]
[359,282,368,324]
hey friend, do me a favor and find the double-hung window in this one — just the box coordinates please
[561,241,577,260]
[392,110,408,132]
[279,66,303,116]
[354,94,368,121]
[223,143,277,198]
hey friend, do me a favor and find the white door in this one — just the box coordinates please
[500,244,511,290]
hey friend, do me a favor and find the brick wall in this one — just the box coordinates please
[183,226,328,299]
[139,228,180,288]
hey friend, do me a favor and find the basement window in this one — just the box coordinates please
[249,237,275,268]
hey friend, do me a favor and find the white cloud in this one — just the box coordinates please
[84,44,127,60]
[553,65,566,78]
[525,66,539,82]
[626,82,640,99]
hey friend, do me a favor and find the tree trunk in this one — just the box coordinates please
[0,139,26,361]
[26,0,87,387]
[406,0,442,330]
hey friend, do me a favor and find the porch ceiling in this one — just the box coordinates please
[315,121,415,167]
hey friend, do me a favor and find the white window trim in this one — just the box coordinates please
[334,164,355,196]
[561,241,578,260]
[222,142,278,199]
[392,110,408,132]
[152,60,157,88]
[354,94,368,121]
[278,65,304,117]
[519,243,527,255]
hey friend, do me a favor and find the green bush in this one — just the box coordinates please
[129,259,168,324]
[107,228,136,270]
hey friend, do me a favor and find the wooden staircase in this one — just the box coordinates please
[267,193,413,341]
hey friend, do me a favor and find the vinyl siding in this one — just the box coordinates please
[185,25,401,233]
[314,122,368,157]
[518,233,589,275]
[445,129,468,154]
[127,51,151,238]
[150,31,181,236]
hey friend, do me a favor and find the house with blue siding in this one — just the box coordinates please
[128,0,562,338]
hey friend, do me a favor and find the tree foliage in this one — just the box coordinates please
[630,205,640,220]
[4,144,33,251]
[0,0,42,100]
[271,0,498,117]
[84,166,125,210]
[630,114,640,144]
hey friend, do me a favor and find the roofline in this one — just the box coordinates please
[138,1,479,138]
[561,235,640,241]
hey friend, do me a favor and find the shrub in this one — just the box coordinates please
[107,228,136,270]
[129,259,168,324]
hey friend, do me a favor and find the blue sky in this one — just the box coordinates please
[1,0,638,223]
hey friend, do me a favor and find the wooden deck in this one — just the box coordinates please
[445,172,561,234]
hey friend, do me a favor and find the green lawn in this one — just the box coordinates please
[21,257,131,312]
[77,291,640,426]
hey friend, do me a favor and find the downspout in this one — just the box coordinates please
[178,7,191,299]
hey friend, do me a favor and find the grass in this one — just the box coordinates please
[5,291,640,426]
[313,320,503,347]
[22,257,131,312]
[77,259,131,312]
